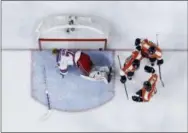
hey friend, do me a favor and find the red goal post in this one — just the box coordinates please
[35,14,110,50]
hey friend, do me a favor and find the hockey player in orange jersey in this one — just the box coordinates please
[120,50,143,83]
[132,66,158,102]
[135,38,164,66]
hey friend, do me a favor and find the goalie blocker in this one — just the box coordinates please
[52,49,112,84]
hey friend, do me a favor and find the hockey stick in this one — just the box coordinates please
[156,34,165,87]
[117,55,129,100]
[40,65,53,120]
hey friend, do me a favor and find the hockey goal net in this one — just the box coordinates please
[35,14,110,50]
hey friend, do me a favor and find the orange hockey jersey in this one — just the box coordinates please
[141,39,162,59]
[120,50,143,76]
[141,74,158,102]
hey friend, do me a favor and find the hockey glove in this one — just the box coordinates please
[132,96,143,102]
[120,75,127,84]
[136,89,142,97]
[144,65,155,73]
[136,45,141,51]
[157,59,164,65]
[149,58,156,66]
[135,38,141,46]
[127,71,134,80]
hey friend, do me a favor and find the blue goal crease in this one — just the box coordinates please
[31,50,115,112]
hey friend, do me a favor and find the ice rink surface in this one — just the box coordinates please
[2,1,188,132]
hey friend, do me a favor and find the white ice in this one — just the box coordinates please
[2,1,187,132]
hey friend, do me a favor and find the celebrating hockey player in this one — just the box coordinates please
[135,38,164,66]
[120,50,143,83]
[52,49,112,84]
[132,66,157,102]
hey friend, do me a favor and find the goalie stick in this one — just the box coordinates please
[117,55,129,100]
[156,34,165,87]
[40,65,53,120]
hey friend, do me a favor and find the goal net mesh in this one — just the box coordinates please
[35,14,110,50]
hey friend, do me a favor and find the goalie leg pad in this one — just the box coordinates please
[94,66,110,73]
[89,70,108,84]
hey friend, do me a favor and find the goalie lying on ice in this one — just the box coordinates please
[52,49,112,84]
